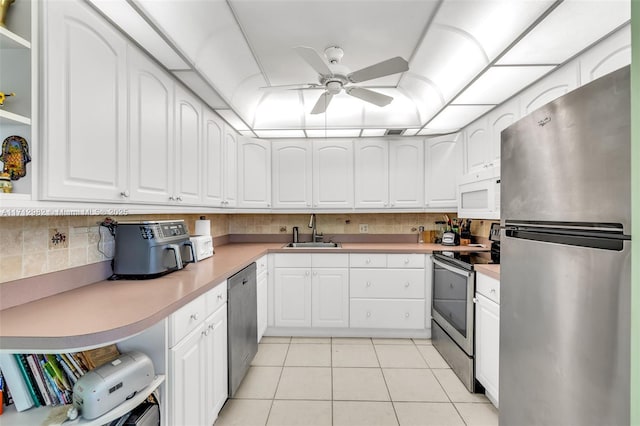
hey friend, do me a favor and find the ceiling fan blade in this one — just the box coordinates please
[259,83,321,91]
[294,46,333,76]
[347,57,409,83]
[310,92,334,114]
[346,87,393,107]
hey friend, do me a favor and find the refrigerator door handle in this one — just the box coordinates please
[505,227,629,251]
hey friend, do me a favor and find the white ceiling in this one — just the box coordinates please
[89,0,631,137]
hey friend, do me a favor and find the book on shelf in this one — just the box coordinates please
[81,344,120,369]
[26,354,54,406]
[15,354,45,407]
[0,353,35,411]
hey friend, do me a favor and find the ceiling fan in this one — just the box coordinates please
[264,46,409,114]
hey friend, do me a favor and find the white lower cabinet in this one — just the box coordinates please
[256,255,269,341]
[474,272,500,408]
[273,254,349,328]
[169,284,228,425]
[350,299,425,329]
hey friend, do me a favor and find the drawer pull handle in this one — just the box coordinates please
[209,324,215,330]
[366,281,371,287]
[490,289,496,293]
[313,271,317,276]
[366,258,371,264]
[305,271,310,276]
[217,294,223,300]
[405,282,410,287]
[404,258,410,264]
[473,297,478,304]
[366,311,371,318]
[405,312,410,318]
[191,313,199,321]
[202,329,209,337]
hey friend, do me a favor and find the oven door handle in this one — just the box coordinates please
[432,258,473,277]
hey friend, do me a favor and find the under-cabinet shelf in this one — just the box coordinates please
[0,109,31,125]
[0,374,165,425]
[0,26,30,49]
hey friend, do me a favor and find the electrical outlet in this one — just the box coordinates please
[280,226,287,232]
[359,224,369,233]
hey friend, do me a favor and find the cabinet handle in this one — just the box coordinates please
[384,203,388,207]
[190,313,199,321]
[209,323,215,330]
[177,196,183,202]
[305,271,310,276]
[366,281,371,287]
[267,203,271,207]
[313,271,317,276]
[404,258,410,264]
[307,203,311,207]
[472,297,478,304]
[169,196,175,201]
[405,282,410,287]
[405,312,410,318]
[217,294,223,300]
[202,329,209,337]
[490,288,496,293]
[366,311,371,318]
[391,203,395,207]
[120,190,130,198]
[365,258,371,264]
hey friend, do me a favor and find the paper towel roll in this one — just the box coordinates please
[195,219,211,236]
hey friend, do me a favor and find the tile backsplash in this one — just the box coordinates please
[0,214,229,283]
[1,212,500,284]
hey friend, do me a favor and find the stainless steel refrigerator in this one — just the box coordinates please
[500,66,631,426]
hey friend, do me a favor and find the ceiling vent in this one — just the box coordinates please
[384,129,405,136]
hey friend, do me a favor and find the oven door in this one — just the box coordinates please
[432,257,475,355]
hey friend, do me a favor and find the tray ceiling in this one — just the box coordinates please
[89,0,631,137]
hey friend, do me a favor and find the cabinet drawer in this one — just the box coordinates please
[169,295,207,347]
[350,269,425,299]
[476,273,500,304]
[206,281,227,315]
[274,253,312,268]
[350,299,425,329]
[256,255,268,275]
[387,254,425,268]
[350,253,387,268]
[312,253,349,268]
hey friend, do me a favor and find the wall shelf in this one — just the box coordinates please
[0,26,30,49]
[0,109,31,125]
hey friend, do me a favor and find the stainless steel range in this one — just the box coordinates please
[431,250,497,392]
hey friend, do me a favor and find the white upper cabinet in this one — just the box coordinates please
[389,140,424,208]
[487,97,520,167]
[129,46,175,204]
[519,64,578,117]
[202,109,224,206]
[464,117,490,174]
[42,0,128,202]
[312,140,354,209]
[223,128,238,207]
[354,140,389,208]
[271,140,313,209]
[579,25,631,84]
[425,134,463,208]
[174,85,202,205]
[237,137,271,208]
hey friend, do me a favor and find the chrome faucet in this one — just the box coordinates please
[308,213,323,242]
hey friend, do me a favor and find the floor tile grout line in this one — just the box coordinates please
[372,340,401,426]
[264,341,290,426]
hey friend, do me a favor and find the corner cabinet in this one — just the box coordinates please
[0,0,35,202]
[41,0,128,202]
[425,134,463,209]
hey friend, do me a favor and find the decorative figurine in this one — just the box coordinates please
[0,91,15,106]
[0,172,12,193]
[0,0,15,28]
[0,135,30,180]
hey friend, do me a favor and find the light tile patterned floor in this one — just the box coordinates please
[214,337,498,426]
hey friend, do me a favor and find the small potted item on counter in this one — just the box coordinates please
[0,172,12,193]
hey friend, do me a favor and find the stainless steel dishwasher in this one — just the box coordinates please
[227,263,258,397]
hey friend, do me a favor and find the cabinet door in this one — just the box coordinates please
[425,134,463,208]
[43,0,127,202]
[312,140,354,209]
[174,85,202,205]
[170,323,206,426]
[237,137,271,208]
[520,65,578,117]
[202,109,224,206]
[272,140,313,209]
[129,46,174,203]
[389,140,424,208]
[223,128,238,207]
[312,268,349,328]
[464,117,490,174]
[475,293,500,407]
[487,98,519,166]
[354,140,388,208]
[579,25,631,84]
[205,305,228,425]
[257,271,268,341]
[274,268,311,327]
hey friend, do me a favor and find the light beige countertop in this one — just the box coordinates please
[0,242,487,352]
[474,264,500,280]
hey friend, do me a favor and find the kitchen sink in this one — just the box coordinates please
[283,242,342,248]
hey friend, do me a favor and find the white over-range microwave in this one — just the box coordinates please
[457,168,500,220]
